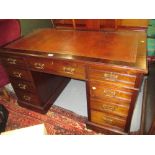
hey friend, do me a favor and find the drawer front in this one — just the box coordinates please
[6,67,32,81]
[10,78,35,92]
[1,55,26,67]
[88,69,136,88]
[15,90,41,106]
[54,61,85,80]
[91,110,126,130]
[89,81,134,102]
[28,57,86,80]
[90,98,129,118]
[28,57,54,71]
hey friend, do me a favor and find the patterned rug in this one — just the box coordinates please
[0,94,97,135]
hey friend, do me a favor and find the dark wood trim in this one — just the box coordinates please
[18,100,45,114]
[86,121,127,135]
[42,77,70,113]
[118,26,147,31]
[149,122,155,134]
[125,75,143,132]
[134,74,143,89]
[17,78,70,114]
[85,67,91,120]
[0,48,147,74]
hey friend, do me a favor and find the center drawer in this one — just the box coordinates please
[27,57,86,80]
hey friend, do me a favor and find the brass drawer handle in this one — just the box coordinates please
[13,72,22,78]
[34,63,45,70]
[102,105,118,111]
[23,95,31,101]
[103,89,116,97]
[63,66,75,74]
[7,58,17,64]
[103,72,118,81]
[102,117,113,124]
[18,83,27,90]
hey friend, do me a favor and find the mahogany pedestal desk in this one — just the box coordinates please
[0,29,147,134]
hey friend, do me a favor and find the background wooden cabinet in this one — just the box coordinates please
[53,19,118,30]
[52,19,149,31]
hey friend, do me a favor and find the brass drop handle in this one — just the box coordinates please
[7,58,17,64]
[18,83,27,90]
[34,63,45,70]
[13,72,22,78]
[103,89,116,97]
[102,117,113,124]
[103,72,118,81]
[102,105,118,111]
[23,95,31,101]
[63,66,75,74]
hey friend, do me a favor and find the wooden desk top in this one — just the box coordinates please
[5,28,147,73]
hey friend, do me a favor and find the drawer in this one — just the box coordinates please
[88,68,136,88]
[15,90,41,106]
[89,81,135,102]
[91,110,126,130]
[10,78,36,92]
[28,57,54,71]
[28,57,86,80]
[90,98,129,118]
[1,55,26,67]
[55,60,85,80]
[6,67,32,81]
[88,64,138,75]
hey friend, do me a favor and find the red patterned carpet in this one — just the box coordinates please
[0,95,97,135]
